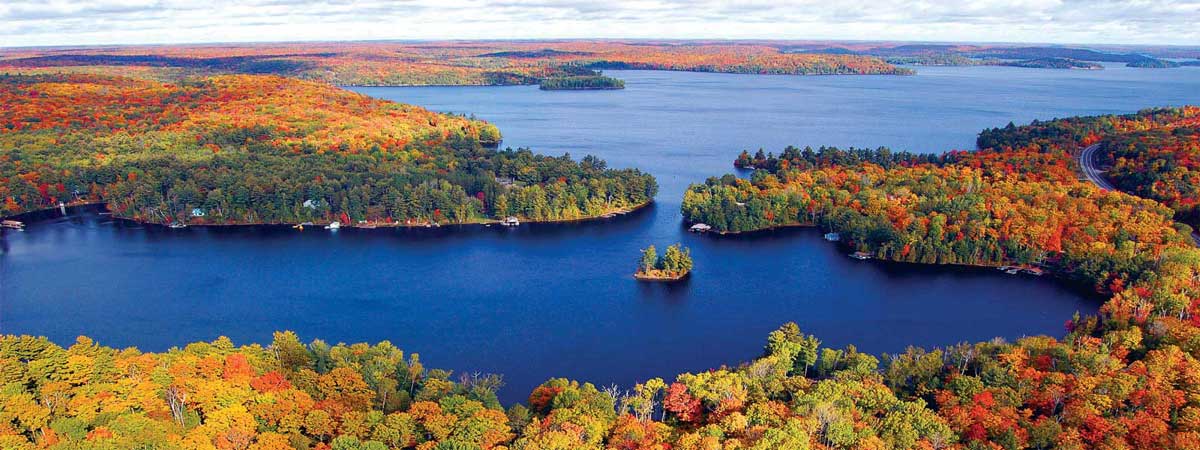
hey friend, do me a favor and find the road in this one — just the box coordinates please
[1077,143,1200,245]
[1078,143,1118,190]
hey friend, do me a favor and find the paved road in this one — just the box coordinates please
[1078,143,1200,245]
[1079,143,1118,190]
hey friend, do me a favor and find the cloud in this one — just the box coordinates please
[0,0,1197,47]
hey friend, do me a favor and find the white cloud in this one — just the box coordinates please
[0,0,1197,47]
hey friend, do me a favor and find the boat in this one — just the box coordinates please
[168,222,187,229]
[324,221,341,230]
[1005,268,1020,275]
[849,251,872,260]
[1,219,25,230]
[502,216,520,227]
[689,223,712,233]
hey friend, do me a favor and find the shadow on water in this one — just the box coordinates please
[636,275,693,304]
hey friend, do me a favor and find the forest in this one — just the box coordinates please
[538,76,625,90]
[0,73,657,225]
[998,58,1103,70]
[0,41,913,88]
[781,42,1196,70]
[978,106,1200,227]
[672,109,1200,448]
[5,110,1200,448]
[635,243,693,280]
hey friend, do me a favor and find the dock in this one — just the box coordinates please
[2,220,25,230]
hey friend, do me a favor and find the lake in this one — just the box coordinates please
[5,65,1200,403]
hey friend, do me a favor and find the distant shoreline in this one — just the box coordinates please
[336,67,916,89]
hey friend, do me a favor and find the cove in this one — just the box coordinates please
[6,65,1200,403]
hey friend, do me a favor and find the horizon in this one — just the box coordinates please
[3,1,1199,48]
[3,36,1200,52]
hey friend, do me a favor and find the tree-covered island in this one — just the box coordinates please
[539,75,625,90]
[634,243,693,281]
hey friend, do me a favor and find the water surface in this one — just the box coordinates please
[7,65,1200,402]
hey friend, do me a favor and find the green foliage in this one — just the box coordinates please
[538,75,624,90]
[636,243,692,277]
[0,74,657,225]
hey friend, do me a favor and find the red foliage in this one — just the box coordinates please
[528,385,563,414]
[250,371,293,393]
[662,383,703,424]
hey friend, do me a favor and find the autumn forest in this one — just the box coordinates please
[4,39,1200,450]
[0,73,656,226]
[0,41,913,88]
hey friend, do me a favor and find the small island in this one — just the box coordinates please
[539,75,625,90]
[1126,57,1182,68]
[634,243,693,281]
[1000,57,1103,70]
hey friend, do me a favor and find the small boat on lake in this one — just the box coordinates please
[325,221,341,230]
[502,216,520,227]
[168,222,187,229]
[849,251,872,260]
[689,223,712,233]
[2,220,25,230]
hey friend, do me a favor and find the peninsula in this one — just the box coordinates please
[0,73,658,226]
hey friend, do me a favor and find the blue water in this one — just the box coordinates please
[4,65,1200,403]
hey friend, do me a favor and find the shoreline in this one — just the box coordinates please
[2,200,106,223]
[8,200,654,231]
[336,68,915,89]
[540,86,624,91]
[688,220,818,236]
[633,271,690,281]
[688,221,1081,279]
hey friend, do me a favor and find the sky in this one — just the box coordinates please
[2,0,1199,48]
